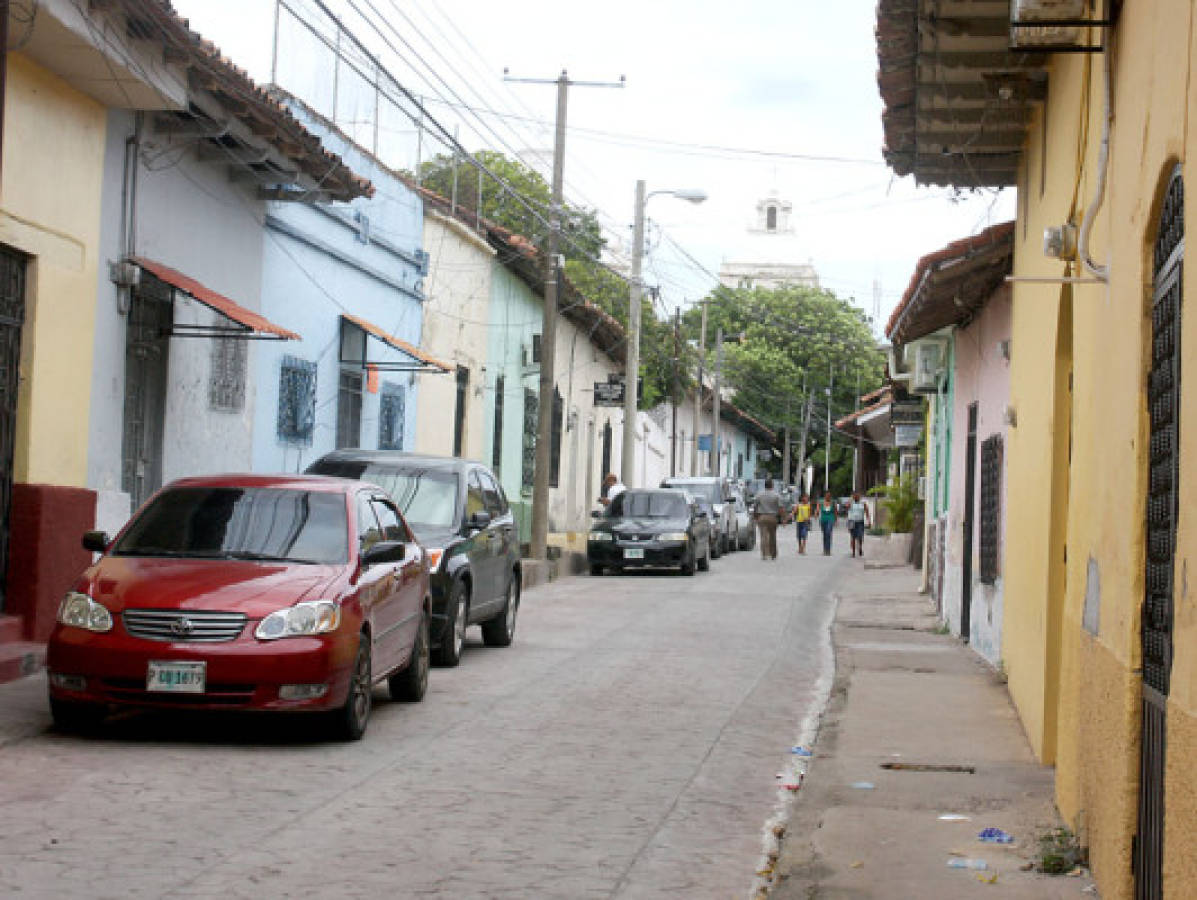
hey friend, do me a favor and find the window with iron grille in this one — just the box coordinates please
[550,387,563,488]
[209,337,247,412]
[378,382,405,450]
[978,434,1003,584]
[521,387,537,492]
[277,356,316,444]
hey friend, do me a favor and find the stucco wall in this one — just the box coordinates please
[1005,8,1197,897]
[939,286,1011,666]
[3,54,106,488]
[417,212,493,460]
[88,108,265,513]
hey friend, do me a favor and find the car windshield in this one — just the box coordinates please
[662,480,720,503]
[386,470,460,529]
[307,461,460,530]
[112,487,348,564]
[610,492,687,518]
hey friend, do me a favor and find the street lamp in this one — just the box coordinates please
[622,181,707,485]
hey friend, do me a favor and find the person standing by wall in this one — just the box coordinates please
[599,473,625,508]
[846,490,871,558]
[753,478,782,560]
[817,491,837,556]
[793,492,811,554]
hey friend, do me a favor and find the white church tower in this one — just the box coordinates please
[718,188,819,291]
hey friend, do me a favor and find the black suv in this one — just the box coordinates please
[307,451,521,667]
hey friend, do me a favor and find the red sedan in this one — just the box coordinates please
[46,474,431,740]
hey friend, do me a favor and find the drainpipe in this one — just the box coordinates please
[1078,48,1112,282]
[116,114,143,315]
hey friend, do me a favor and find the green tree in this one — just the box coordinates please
[683,283,884,490]
[416,151,681,407]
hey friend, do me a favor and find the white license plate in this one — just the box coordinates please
[624,548,645,560]
[146,661,206,694]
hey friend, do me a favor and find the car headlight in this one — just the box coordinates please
[425,548,445,572]
[56,592,113,633]
[712,503,724,515]
[658,532,688,542]
[588,531,613,542]
[255,601,341,640]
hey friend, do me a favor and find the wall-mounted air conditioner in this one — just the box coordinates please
[911,341,945,394]
[1010,0,1109,51]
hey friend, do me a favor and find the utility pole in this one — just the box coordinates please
[671,308,680,476]
[622,179,646,486]
[622,184,704,485]
[691,299,708,475]
[712,327,724,478]
[852,371,861,492]
[506,69,624,559]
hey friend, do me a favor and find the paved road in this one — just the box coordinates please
[0,530,846,899]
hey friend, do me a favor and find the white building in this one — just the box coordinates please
[718,189,819,291]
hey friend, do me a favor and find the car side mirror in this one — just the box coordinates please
[467,510,492,531]
[82,530,109,553]
[591,509,604,519]
[361,540,406,567]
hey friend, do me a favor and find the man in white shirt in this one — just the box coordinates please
[600,473,626,507]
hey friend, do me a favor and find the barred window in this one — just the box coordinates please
[522,388,537,492]
[378,382,405,450]
[277,356,316,444]
[979,434,1003,584]
[209,338,247,412]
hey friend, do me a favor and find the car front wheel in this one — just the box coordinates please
[332,634,372,741]
[434,579,468,667]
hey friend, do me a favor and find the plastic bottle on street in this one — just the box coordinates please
[946,858,989,870]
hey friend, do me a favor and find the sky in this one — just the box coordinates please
[173,0,1015,333]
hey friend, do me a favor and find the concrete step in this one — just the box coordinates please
[0,641,45,686]
[0,615,23,644]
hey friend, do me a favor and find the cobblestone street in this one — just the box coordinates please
[0,533,843,899]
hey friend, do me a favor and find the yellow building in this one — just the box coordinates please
[877,2,1196,897]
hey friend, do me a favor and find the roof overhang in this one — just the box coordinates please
[876,0,1051,188]
[340,314,452,374]
[131,257,300,340]
[15,1,372,203]
[886,220,1015,345]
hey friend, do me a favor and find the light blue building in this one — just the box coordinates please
[253,95,446,474]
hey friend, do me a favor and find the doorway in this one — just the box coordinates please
[1135,166,1183,900]
[121,278,173,512]
[0,247,27,611]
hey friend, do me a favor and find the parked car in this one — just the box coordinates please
[732,490,756,551]
[660,476,737,555]
[306,451,520,668]
[46,474,430,740]
[588,489,711,575]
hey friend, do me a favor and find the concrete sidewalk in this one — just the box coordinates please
[768,565,1096,899]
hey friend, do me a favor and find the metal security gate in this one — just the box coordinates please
[121,280,173,512]
[0,247,27,612]
[1135,167,1183,900]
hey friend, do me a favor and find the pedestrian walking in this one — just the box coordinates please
[753,478,782,560]
[846,490,871,557]
[817,491,837,556]
[793,492,811,554]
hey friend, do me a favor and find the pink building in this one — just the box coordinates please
[887,222,1014,666]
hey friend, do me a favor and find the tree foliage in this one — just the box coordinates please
[416,151,682,406]
[683,284,884,493]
